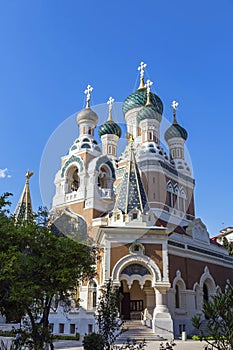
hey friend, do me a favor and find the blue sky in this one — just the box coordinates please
[0,0,233,236]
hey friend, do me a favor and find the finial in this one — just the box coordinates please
[84,84,93,108]
[137,61,147,89]
[126,133,134,147]
[107,96,114,121]
[171,100,179,124]
[26,170,34,181]
[145,79,153,106]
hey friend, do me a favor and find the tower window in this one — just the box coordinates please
[175,285,180,308]
[148,131,153,141]
[168,191,172,207]
[132,213,138,220]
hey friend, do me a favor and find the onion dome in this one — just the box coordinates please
[77,84,98,126]
[77,107,98,126]
[137,103,162,123]
[164,123,188,142]
[164,100,188,142]
[98,119,121,138]
[123,88,163,115]
[98,96,122,138]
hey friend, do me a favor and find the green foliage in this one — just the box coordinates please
[96,279,124,350]
[192,281,233,350]
[0,193,95,350]
[223,237,233,256]
[52,333,80,340]
[83,332,105,350]
[192,335,200,340]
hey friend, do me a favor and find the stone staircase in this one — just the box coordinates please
[116,320,165,342]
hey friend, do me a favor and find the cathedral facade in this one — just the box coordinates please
[48,63,232,339]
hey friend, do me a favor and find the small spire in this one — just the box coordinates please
[14,170,34,222]
[145,79,153,106]
[107,96,114,121]
[137,61,147,89]
[171,100,179,124]
[84,84,93,108]
[26,170,34,181]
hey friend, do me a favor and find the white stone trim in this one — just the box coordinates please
[111,254,162,285]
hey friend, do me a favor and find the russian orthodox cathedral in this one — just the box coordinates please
[14,62,233,339]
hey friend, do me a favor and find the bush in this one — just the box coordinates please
[82,332,105,350]
[52,333,80,340]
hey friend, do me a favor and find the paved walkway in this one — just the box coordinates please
[54,339,206,350]
[0,336,207,350]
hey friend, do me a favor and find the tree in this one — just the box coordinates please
[223,237,233,256]
[192,282,233,350]
[95,279,124,350]
[0,193,95,350]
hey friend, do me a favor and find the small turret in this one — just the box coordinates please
[98,97,121,159]
[165,101,188,161]
[76,84,98,137]
[122,62,163,143]
[136,80,162,144]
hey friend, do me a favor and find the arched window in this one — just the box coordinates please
[88,280,97,309]
[203,283,209,302]
[98,165,112,189]
[173,273,186,311]
[173,184,178,210]
[179,187,187,213]
[175,285,180,308]
[166,181,173,208]
[66,166,80,193]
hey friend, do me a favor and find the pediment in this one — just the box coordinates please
[186,218,210,244]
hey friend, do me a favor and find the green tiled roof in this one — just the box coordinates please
[137,105,162,123]
[123,88,163,115]
[98,120,122,137]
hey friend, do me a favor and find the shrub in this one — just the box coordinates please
[82,332,104,350]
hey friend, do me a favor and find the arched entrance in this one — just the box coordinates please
[118,263,155,320]
[120,279,154,320]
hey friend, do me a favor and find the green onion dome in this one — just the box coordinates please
[123,88,163,115]
[77,107,98,126]
[98,120,122,138]
[164,122,188,142]
[137,105,162,124]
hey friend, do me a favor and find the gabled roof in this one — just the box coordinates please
[14,171,34,222]
[114,142,149,214]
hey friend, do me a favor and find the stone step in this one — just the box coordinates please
[117,320,165,342]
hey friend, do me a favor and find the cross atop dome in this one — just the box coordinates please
[171,100,179,123]
[84,84,93,108]
[138,61,147,90]
[138,61,147,79]
[107,96,114,120]
[145,79,153,92]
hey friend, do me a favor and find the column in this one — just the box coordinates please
[152,286,174,340]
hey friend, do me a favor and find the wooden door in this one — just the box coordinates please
[121,292,130,320]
